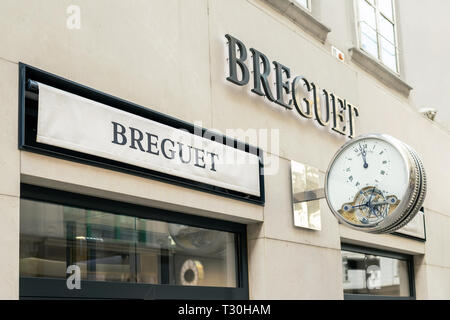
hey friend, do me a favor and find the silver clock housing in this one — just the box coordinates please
[324,134,426,234]
[376,144,427,233]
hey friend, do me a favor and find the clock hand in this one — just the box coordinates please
[358,199,380,217]
[351,201,380,220]
[371,201,390,206]
[367,187,376,207]
[370,195,398,207]
[369,205,380,218]
[348,188,376,211]
[352,204,368,209]
[359,144,369,169]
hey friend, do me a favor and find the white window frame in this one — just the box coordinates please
[354,0,400,74]
[261,0,330,44]
[293,0,311,12]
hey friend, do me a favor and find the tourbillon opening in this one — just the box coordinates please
[339,186,400,226]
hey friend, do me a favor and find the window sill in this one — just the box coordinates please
[349,47,413,98]
[262,0,331,44]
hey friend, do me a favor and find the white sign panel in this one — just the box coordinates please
[36,83,261,196]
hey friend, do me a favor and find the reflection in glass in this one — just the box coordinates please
[342,250,410,297]
[358,0,376,28]
[360,22,378,58]
[396,209,425,239]
[380,37,397,72]
[379,15,395,43]
[291,161,322,230]
[20,199,236,287]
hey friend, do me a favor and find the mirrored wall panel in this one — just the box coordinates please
[290,160,323,230]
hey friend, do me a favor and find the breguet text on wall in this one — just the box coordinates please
[225,34,359,138]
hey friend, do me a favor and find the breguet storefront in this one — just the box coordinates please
[1,0,450,300]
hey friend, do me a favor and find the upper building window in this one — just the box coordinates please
[293,0,311,11]
[356,0,399,73]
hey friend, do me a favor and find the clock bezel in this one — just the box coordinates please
[324,133,418,232]
[375,144,426,233]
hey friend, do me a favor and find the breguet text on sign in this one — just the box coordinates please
[35,83,261,196]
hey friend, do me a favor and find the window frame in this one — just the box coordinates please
[293,0,311,12]
[341,243,416,300]
[19,183,249,300]
[354,0,400,74]
[261,0,330,44]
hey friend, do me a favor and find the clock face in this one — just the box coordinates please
[326,136,411,229]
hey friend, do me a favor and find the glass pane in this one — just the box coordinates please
[358,0,376,28]
[378,0,394,21]
[342,250,410,297]
[291,161,322,230]
[293,200,321,230]
[379,15,395,44]
[294,0,309,9]
[360,22,378,58]
[380,37,398,72]
[20,199,237,287]
[165,224,236,287]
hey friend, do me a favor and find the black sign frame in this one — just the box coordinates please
[18,63,265,205]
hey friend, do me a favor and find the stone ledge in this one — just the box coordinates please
[349,47,413,98]
[339,224,425,255]
[262,0,331,44]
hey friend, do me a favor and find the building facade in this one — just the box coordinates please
[0,0,449,299]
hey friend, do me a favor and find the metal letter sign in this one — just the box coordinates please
[225,34,360,139]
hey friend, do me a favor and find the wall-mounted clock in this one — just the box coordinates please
[325,134,426,233]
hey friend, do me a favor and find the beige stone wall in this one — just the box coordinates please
[0,60,20,299]
[0,0,449,299]
[397,0,450,132]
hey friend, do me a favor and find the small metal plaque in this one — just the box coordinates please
[290,160,324,230]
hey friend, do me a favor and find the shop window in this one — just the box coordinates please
[19,184,248,299]
[355,0,399,73]
[341,244,415,299]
